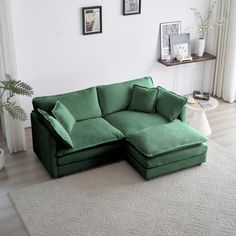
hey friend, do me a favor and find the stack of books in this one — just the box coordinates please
[198,100,212,108]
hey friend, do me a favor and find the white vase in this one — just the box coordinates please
[0,149,5,170]
[196,38,206,57]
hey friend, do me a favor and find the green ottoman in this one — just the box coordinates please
[126,120,208,180]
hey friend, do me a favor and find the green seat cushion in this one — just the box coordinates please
[57,142,123,166]
[57,118,124,156]
[105,110,168,136]
[128,85,158,113]
[33,87,102,121]
[52,101,75,132]
[37,109,73,148]
[97,77,153,116]
[127,143,207,169]
[126,119,208,157]
[156,86,187,121]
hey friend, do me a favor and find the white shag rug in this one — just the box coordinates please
[9,140,236,236]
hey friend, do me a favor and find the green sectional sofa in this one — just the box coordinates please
[31,77,207,179]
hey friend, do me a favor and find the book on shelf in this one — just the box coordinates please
[198,100,212,108]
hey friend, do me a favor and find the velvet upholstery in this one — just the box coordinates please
[126,120,207,157]
[31,77,207,179]
[57,142,123,166]
[128,85,158,113]
[37,109,73,148]
[127,143,207,169]
[57,118,124,156]
[97,77,153,116]
[156,86,187,121]
[105,110,168,136]
[52,101,75,132]
[31,112,58,177]
[33,87,102,121]
[126,153,206,180]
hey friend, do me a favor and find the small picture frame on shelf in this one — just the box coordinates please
[169,33,191,58]
[160,21,181,60]
[123,0,141,15]
[82,6,102,35]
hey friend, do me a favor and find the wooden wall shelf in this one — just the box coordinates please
[158,53,216,67]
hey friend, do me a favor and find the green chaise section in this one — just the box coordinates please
[126,120,208,180]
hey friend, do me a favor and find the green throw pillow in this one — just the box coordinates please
[128,85,158,113]
[38,109,73,148]
[156,86,187,121]
[52,101,75,132]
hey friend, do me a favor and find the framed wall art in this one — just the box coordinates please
[82,6,102,35]
[169,33,191,58]
[123,0,141,16]
[160,21,181,60]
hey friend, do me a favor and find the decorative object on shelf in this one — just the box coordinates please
[170,33,191,59]
[158,52,216,67]
[176,54,193,62]
[193,90,210,100]
[0,149,5,170]
[195,38,206,57]
[82,6,102,35]
[191,1,227,56]
[123,0,141,15]
[160,21,181,60]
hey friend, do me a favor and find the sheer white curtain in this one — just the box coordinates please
[211,0,236,103]
[0,0,26,153]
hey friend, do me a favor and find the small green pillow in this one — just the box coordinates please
[38,109,73,148]
[128,85,158,113]
[52,101,75,132]
[156,86,187,121]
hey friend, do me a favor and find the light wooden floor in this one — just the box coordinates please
[0,99,236,236]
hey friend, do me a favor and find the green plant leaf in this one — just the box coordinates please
[2,79,33,97]
[0,73,33,121]
[4,102,28,121]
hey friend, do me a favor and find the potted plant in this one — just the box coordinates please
[191,1,226,56]
[0,73,33,169]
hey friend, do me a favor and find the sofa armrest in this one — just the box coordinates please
[178,106,187,123]
[31,111,58,177]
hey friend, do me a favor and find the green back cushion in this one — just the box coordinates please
[128,85,158,113]
[33,87,101,122]
[97,77,154,116]
[156,86,187,121]
[52,101,75,133]
[38,109,73,148]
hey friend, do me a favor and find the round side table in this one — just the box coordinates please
[186,97,219,136]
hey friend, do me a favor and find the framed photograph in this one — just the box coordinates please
[82,6,102,35]
[173,43,189,58]
[169,33,191,58]
[160,21,181,60]
[123,0,141,15]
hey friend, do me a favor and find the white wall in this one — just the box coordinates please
[10,0,211,127]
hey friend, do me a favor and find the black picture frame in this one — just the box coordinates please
[123,0,141,16]
[82,6,102,35]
